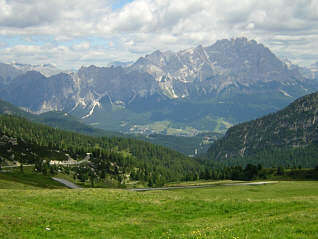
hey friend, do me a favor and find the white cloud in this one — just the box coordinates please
[72,42,90,51]
[0,0,317,68]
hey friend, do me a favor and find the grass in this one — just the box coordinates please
[165,179,242,187]
[214,118,233,134]
[0,167,66,189]
[0,181,317,238]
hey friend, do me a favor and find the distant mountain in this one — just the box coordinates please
[311,61,318,69]
[132,38,305,94]
[108,61,134,68]
[4,71,76,113]
[10,62,67,77]
[0,63,23,85]
[71,38,318,135]
[208,92,318,168]
[1,38,318,136]
[282,58,315,80]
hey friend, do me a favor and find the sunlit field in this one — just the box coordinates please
[0,181,317,239]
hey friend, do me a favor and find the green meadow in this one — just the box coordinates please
[0,168,66,190]
[0,179,317,239]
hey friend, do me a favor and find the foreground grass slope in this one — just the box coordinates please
[0,168,66,189]
[0,181,317,239]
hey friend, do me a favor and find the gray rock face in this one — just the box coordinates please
[5,71,76,113]
[130,38,307,99]
[76,65,158,103]
[0,63,23,85]
[0,38,317,134]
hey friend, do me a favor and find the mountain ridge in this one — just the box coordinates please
[1,37,317,135]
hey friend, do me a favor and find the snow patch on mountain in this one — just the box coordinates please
[71,97,87,111]
[81,100,101,119]
[280,89,293,98]
[39,101,60,113]
[159,80,178,99]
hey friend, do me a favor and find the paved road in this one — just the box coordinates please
[49,179,277,191]
[128,181,278,192]
[1,164,34,168]
[52,177,82,189]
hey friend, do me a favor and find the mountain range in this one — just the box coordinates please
[1,38,318,136]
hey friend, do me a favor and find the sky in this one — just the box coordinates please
[0,0,317,69]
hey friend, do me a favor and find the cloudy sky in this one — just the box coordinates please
[0,0,317,69]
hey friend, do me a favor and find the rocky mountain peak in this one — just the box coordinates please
[10,62,65,77]
[205,38,295,84]
[209,37,256,50]
[1,38,317,136]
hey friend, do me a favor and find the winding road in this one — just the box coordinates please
[52,177,82,189]
[50,178,278,191]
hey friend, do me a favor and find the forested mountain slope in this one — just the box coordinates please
[0,99,121,137]
[208,92,318,167]
[0,115,203,184]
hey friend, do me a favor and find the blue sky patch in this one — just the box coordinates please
[112,0,134,10]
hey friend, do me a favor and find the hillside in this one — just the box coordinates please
[208,92,318,167]
[0,115,203,186]
[0,168,66,189]
[0,99,121,137]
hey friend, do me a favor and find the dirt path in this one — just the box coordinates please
[52,177,82,189]
[128,181,278,192]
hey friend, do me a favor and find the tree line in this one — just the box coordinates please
[1,114,318,187]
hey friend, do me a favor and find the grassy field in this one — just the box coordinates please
[0,181,317,238]
[0,168,66,189]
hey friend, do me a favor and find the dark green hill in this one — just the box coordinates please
[208,92,318,167]
[0,98,33,118]
[0,115,203,185]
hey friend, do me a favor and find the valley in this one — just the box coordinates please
[1,1,318,238]
[1,37,318,239]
